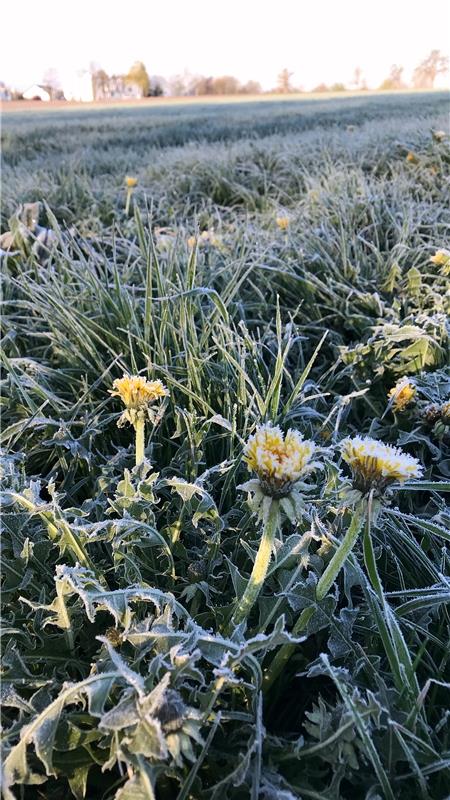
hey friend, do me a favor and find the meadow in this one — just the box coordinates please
[1,91,450,800]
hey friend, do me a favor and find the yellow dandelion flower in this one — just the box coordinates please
[244,423,317,498]
[110,375,167,409]
[276,216,290,230]
[125,176,138,188]
[406,151,419,164]
[201,230,221,246]
[387,378,416,412]
[109,375,168,432]
[341,435,422,496]
[110,375,168,466]
[187,230,221,249]
[430,249,450,275]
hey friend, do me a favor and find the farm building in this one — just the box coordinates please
[63,71,94,102]
[22,84,65,101]
[92,75,143,100]
[22,84,52,101]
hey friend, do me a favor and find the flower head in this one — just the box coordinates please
[422,401,450,429]
[430,248,450,275]
[125,176,138,188]
[276,216,290,231]
[387,377,416,411]
[441,401,450,425]
[406,151,419,164]
[422,403,442,426]
[187,230,220,249]
[110,374,168,427]
[244,424,317,498]
[432,130,447,142]
[341,435,422,496]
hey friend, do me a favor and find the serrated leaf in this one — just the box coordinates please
[125,718,168,759]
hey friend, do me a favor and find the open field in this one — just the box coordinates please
[3,88,446,115]
[1,91,450,799]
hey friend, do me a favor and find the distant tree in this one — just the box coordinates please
[149,77,165,96]
[211,75,240,94]
[167,74,187,96]
[42,67,63,99]
[351,67,367,91]
[330,82,347,92]
[192,76,214,95]
[379,64,406,91]
[351,67,362,90]
[91,68,110,100]
[277,68,294,93]
[240,80,262,94]
[167,71,198,96]
[311,83,330,93]
[412,50,449,89]
[126,61,150,96]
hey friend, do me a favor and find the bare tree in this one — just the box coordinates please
[351,67,362,90]
[91,68,110,100]
[412,50,449,89]
[240,80,262,94]
[42,67,63,99]
[211,76,240,94]
[277,68,294,93]
[379,64,406,91]
[167,71,198,96]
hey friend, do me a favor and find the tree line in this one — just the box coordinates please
[90,51,448,97]
[10,49,448,101]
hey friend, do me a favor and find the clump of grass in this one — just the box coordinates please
[1,93,450,800]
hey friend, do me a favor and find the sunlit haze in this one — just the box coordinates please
[1,0,450,92]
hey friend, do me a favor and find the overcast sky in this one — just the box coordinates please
[1,0,449,90]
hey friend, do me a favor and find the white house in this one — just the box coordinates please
[23,84,51,101]
[93,76,143,101]
[62,70,94,102]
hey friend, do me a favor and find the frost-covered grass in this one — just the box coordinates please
[1,92,450,800]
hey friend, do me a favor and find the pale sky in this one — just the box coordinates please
[1,0,449,91]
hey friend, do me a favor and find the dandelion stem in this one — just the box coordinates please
[362,495,383,598]
[230,500,279,630]
[125,189,132,216]
[316,503,365,601]
[263,504,365,692]
[135,417,146,466]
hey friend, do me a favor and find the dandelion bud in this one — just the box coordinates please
[422,404,442,425]
[387,377,416,411]
[441,401,450,425]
